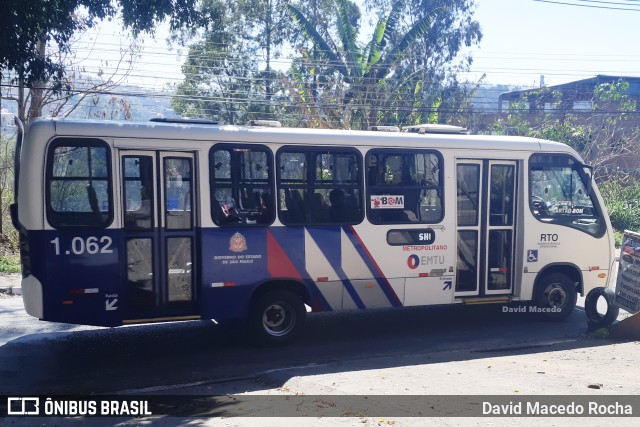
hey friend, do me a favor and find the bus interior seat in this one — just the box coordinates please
[344,194,360,221]
[285,189,306,223]
[328,189,347,222]
[86,185,100,214]
[311,193,327,222]
[213,198,243,224]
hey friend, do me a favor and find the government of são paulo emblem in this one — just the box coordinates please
[229,232,248,253]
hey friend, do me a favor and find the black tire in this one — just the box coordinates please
[584,287,619,328]
[251,290,306,346]
[534,272,578,320]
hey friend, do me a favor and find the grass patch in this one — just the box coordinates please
[614,230,623,248]
[0,255,20,274]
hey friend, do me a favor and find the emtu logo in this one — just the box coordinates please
[407,255,420,270]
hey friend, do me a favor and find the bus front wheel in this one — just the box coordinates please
[251,290,306,345]
[534,273,577,320]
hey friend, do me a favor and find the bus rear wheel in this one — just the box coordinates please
[251,290,306,345]
[534,273,577,320]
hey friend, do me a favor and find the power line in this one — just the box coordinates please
[532,0,640,11]
[4,80,640,117]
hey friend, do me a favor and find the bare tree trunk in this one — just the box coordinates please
[17,75,26,123]
[26,39,47,123]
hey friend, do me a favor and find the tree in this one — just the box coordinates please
[171,0,305,123]
[172,32,271,124]
[492,82,640,180]
[286,0,436,129]
[285,0,482,129]
[1,28,140,124]
[365,0,482,125]
[0,130,16,245]
[1,0,200,86]
[1,1,201,124]
[241,0,293,109]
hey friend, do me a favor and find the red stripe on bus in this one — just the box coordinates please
[266,230,303,279]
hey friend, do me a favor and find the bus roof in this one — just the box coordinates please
[28,117,577,156]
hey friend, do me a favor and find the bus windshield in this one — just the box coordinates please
[529,154,605,237]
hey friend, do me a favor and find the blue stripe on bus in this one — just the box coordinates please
[267,227,333,311]
[344,226,403,307]
[306,227,366,309]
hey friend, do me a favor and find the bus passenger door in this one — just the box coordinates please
[485,161,517,295]
[120,151,198,321]
[455,160,517,297]
[455,161,483,296]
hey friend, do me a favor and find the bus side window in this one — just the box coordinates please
[123,156,154,230]
[367,150,443,225]
[210,145,274,226]
[47,139,112,228]
[277,147,363,226]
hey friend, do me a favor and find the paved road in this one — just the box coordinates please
[0,291,627,394]
[1,287,639,426]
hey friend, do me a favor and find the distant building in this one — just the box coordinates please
[498,75,640,174]
[498,74,640,114]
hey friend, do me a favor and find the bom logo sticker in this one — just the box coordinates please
[371,195,405,209]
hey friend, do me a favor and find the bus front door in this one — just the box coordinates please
[455,160,517,297]
[120,151,199,322]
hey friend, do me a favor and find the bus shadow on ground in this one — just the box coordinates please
[0,302,620,396]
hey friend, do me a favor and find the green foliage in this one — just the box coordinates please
[599,179,640,233]
[1,0,201,85]
[0,254,20,274]
[172,0,297,123]
[492,81,640,179]
[0,134,17,249]
[286,0,424,85]
[613,230,624,248]
[364,0,482,126]
[172,37,268,124]
[285,0,479,129]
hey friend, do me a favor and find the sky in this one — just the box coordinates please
[3,0,639,127]
[73,0,640,91]
[463,0,640,87]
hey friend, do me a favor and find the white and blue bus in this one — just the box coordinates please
[10,118,616,344]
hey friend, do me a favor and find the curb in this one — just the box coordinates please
[0,286,22,296]
[0,274,22,296]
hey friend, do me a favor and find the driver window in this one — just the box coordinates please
[529,154,604,237]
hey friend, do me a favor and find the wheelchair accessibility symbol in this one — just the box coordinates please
[527,250,539,262]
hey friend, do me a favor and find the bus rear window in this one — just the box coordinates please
[46,139,112,228]
[529,153,605,237]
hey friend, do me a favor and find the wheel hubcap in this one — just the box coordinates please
[262,302,295,337]
[545,283,567,308]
